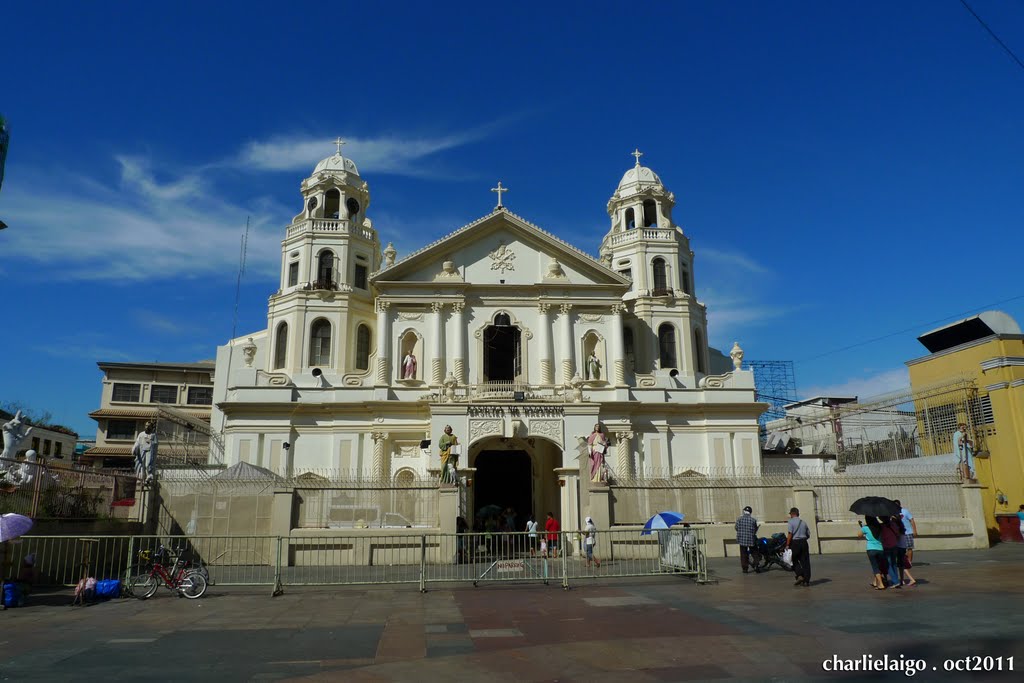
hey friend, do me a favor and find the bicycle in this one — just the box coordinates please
[129,546,208,600]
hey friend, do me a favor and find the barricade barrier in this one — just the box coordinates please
[6,527,707,595]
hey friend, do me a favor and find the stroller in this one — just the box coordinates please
[753,532,792,573]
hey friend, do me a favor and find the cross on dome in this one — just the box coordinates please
[491,181,509,209]
[631,148,644,166]
[333,137,347,155]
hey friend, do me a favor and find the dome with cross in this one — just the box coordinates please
[616,149,663,196]
[313,137,361,176]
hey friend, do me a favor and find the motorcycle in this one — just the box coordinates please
[753,532,792,572]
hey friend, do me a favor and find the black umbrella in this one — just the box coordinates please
[849,496,900,517]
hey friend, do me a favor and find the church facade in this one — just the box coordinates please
[209,147,764,528]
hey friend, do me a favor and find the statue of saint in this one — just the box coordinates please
[438,425,460,485]
[586,423,608,484]
[402,351,417,380]
[132,421,158,481]
[587,352,602,380]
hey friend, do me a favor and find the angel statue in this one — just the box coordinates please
[2,410,33,469]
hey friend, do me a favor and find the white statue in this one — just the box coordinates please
[587,352,602,380]
[1,410,33,468]
[132,421,158,481]
[4,449,39,487]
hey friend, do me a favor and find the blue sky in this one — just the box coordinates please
[2,1,1024,436]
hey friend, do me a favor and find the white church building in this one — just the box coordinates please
[209,146,765,528]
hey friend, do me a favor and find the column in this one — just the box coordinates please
[559,303,575,383]
[615,430,634,479]
[610,303,626,385]
[375,300,391,385]
[538,303,554,384]
[431,302,446,385]
[451,301,467,384]
[372,431,389,482]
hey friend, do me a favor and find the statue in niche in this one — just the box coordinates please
[402,350,417,379]
[1,410,33,466]
[586,423,609,484]
[587,351,602,380]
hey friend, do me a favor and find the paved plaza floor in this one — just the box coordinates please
[2,544,1023,682]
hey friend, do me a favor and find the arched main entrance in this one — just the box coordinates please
[474,450,531,526]
[468,436,562,531]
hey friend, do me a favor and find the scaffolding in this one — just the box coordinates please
[748,360,798,435]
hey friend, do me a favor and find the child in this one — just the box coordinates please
[539,539,548,558]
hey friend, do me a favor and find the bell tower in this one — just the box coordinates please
[266,140,381,378]
[599,150,710,382]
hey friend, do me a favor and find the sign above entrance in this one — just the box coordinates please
[468,405,564,418]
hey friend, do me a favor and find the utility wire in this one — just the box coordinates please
[959,0,1024,73]
[797,292,1024,363]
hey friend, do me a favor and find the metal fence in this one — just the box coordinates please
[5,528,708,595]
[0,456,141,520]
[610,466,963,524]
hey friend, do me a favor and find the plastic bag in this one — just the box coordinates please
[782,548,793,565]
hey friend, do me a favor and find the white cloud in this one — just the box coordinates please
[235,126,496,176]
[2,163,286,282]
[800,368,910,402]
[699,247,771,275]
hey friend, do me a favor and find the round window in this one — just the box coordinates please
[346,198,360,216]
[307,196,318,211]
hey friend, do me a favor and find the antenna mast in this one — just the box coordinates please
[231,216,250,340]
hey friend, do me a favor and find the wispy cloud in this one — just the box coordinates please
[801,368,910,401]
[235,123,501,176]
[699,247,771,275]
[2,162,286,282]
[134,310,188,335]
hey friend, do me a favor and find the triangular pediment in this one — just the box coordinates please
[373,209,630,289]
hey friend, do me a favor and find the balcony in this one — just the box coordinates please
[608,228,675,247]
[286,218,374,241]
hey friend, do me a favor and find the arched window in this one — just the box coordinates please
[658,323,677,369]
[316,250,335,289]
[652,258,668,295]
[273,322,288,370]
[623,326,635,371]
[694,328,706,374]
[642,199,658,227]
[324,189,341,219]
[355,324,371,371]
[309,319,332,366]
[624,207,636,230]
[681,266,691,295]
[346,197,360,221]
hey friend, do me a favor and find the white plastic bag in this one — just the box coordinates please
[782,548,793,566]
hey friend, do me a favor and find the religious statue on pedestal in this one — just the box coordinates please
[132,421,158,481]
[438,425,460,485]
[402,351,417,379]
[587,352,602,380]
[587,423,608,484]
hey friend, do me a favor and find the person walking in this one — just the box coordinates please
[859,517,886,590]
[526,515,539,557]
[735,506,759,574]
[786,507,811,586]
[878,514,903,589]
[583,516,601,570]
[894,500,917,566]
[545,512,560,559]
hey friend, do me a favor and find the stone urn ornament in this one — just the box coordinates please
[383,242,397,267]
[730,341,744,370]
[242,337,257,367]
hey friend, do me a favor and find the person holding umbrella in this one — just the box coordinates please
[859,517,887,590]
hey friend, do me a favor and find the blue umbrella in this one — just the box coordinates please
[0,513,33,542]
[641,511,685,535]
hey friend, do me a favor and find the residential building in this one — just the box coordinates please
[906,311,1024,530]
[83,361,216,469]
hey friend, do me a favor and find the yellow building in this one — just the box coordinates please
[906,311,1024,534]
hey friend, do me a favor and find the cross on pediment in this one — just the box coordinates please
[491,181,509,209]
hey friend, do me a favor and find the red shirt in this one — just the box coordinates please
[545,517,560,540]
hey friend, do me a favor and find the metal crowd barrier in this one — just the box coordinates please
[5,527,707,596]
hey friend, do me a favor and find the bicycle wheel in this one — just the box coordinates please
[130,573,160,600]
[179,570,208,599]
